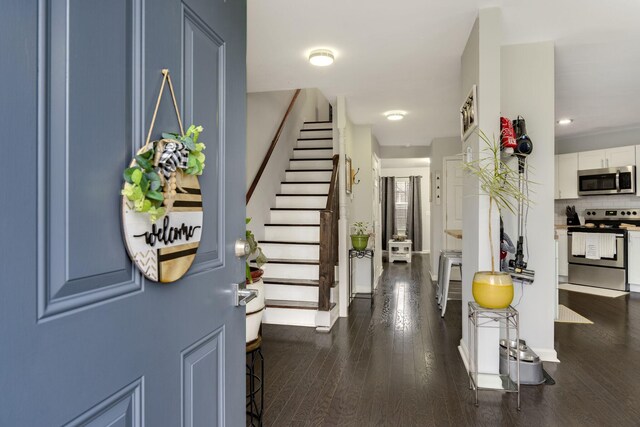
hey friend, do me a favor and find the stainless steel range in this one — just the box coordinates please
[568,209,640,291]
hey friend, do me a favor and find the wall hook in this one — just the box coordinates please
[352,167,361,185]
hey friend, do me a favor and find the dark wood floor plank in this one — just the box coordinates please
[254,254,640,427]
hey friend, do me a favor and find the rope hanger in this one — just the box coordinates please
[144,69,185,151]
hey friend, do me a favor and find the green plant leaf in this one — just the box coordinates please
[139,174,150,193]
[148,206,166,223]
[162,132,178,141]
[150,180,161,191]
[146,190,164,202]
[138,148,154,160]
[181,135,196,151]
[123,167,138,183]
[135,155,152,171]
[131,168,142,185]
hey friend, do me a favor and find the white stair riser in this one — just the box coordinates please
[279,183,329,195]
[261,263,319,280]
[275,196,326,209]
[285,171,332,182]
[293,149,333,159]
[303,122,332,130]
[289,160,333,170]
[259,243,319,260]
[270,210,320,225]
[300,130,332,139]
[264,284,318,302]
[296,140,333,149]
[265,226,320,242]
[262,307,316,327]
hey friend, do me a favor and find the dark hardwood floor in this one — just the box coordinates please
[255,254,640,426]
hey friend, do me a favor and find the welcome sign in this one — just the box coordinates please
[122,172,203,282]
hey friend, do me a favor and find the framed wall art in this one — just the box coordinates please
[460,84,478,141]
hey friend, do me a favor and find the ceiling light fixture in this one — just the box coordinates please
[308,49,334,66]
[557,118,574,125]
[385,111,406,121]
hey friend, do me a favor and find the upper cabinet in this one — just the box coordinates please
[607,146,636,168]
[556,153,579,199]
[578,146,636,170]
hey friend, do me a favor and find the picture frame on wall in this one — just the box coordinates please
[460,84,478,141]
[345,156,352,194]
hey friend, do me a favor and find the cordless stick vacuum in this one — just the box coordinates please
[507,116,535,284]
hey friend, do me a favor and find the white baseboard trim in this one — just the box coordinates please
[430,271,437,282]
[630,284,640,293]
[531,347,560,363]
[460,339,559,367]
[458,339,470,373]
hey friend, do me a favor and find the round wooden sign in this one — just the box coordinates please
[122,170,203,283]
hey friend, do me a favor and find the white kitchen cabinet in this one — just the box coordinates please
[578,146,636,170]
[607,146,636,167]
[556,153,579,199]
[578,149,607,170]
[557,229,568,278]
[628,231,640,287]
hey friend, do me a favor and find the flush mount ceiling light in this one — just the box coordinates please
[557,118,574,125]
[385,111,406,121]
[308,49,334,66]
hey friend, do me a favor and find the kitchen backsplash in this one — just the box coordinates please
[555,194,640,224]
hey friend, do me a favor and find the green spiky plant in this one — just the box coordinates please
[246,218,268,283]
[462,129,532,273]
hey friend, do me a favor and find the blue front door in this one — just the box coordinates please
[0,0,246,425]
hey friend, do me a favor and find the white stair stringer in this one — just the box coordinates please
[256,121,337,330]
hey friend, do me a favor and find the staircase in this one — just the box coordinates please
[253,121,339,329]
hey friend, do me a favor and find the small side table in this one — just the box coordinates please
[246,336,264,426]
[388,239,412,263]
[348,249,374,307]
[467,302,520,410]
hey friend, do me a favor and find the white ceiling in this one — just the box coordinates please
[247,0,640,146]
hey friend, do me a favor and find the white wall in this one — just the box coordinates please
[460,8,502,374]
[380,164,431,253]
[429,137,462,279]
[501,41,557,361]
[246,89,325,239]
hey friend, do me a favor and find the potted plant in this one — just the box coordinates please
[463,130,530,309]
[351,221,371,251]
[245,218,268,343]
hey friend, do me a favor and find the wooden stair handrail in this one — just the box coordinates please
[246,89,302,204]
[318,155,339,311]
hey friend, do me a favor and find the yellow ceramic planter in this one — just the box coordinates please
[472,271,514,309]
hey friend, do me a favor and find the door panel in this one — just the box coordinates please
[578,149,605,170]
[607,146,636,168]
[0,0,246,425]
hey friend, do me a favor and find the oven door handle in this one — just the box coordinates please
[615,169,621,192]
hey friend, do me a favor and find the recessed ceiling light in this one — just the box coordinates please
[385,111,406,121]
[309,49,334,66]
[557,118,574,125]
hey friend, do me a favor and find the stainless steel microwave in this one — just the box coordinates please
[578,166,635,196]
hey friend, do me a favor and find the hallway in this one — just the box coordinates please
[259,254,640,426]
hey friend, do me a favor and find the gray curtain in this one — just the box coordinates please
[406,176,422,251]
[380,177,395,250]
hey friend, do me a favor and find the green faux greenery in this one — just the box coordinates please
[246,218,268,283]
[462,129,531,273]
[122,124,206,222]
[162,125,206,176]
[351,221,370,236]
[122,147,166,222]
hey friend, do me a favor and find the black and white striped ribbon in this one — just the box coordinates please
[158,142,189,179]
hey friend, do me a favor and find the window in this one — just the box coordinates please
[395,178,409,235]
